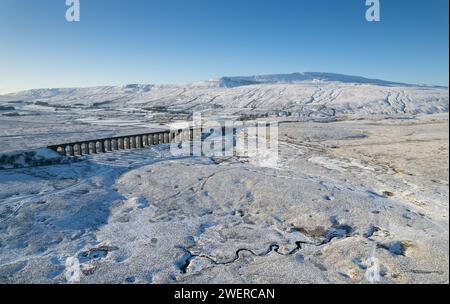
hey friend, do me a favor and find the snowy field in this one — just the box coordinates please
[0,73,448,283]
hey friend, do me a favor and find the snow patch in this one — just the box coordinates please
[0,148,69,170]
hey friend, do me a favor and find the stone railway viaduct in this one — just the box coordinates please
[48,123,275,158]
[48,128,192,157]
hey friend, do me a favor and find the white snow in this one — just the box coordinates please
[2,73,448,120]
[0,73,448,284]
[1,72,447,153]
[0,148,69,170]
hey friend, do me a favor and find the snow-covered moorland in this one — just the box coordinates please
[0,73,448,284]
[0,72,448,152]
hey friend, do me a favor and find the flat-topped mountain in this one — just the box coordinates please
[1,73,448,118]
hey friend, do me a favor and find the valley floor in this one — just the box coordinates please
[0,115,448,284]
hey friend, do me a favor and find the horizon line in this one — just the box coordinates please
[1,71,449,95]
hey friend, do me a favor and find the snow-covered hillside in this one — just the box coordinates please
[2,73,448,118]
[0,73,448,152]
[0,73,449,284]
[1,117,448,284]
[194,72,432,88]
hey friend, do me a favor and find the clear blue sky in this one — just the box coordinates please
[0,0,448,93]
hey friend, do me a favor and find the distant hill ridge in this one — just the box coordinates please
[206,72,445,88]
[3,72,447,96]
